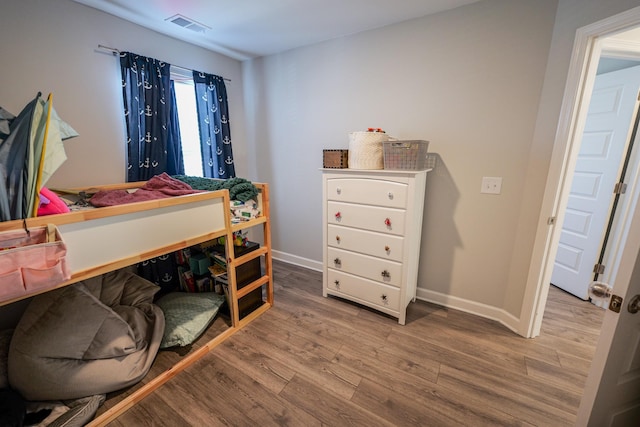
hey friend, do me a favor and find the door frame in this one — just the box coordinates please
[520,5,640,338]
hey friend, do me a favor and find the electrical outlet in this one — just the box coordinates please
[481,177,502,194]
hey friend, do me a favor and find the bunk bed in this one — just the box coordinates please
[0,180,273,426]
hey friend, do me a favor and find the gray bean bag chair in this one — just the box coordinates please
[8,270,164,401]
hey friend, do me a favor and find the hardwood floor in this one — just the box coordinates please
[106,260,604,426]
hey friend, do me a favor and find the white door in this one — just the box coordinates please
[576,221,640,426]
[552,65,640,299]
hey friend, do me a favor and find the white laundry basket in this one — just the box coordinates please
[348,130,391,169]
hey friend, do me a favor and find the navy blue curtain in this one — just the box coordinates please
[137,253,179,296]
[166,81,184,175]
[120,52,179,181]
[192,71,235,178]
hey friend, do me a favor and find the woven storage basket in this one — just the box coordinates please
[348,131,390,169]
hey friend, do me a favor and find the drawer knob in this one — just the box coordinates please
[336,187,342,195]
[334,279,340,289]
[381,294,388,304]
[384,245,390,253]
[381,270,390,279]
[336,235,341,243]
[334,258,342,266]
[384,218,392,227]
[388,192,393,199]
[335,212,342,220]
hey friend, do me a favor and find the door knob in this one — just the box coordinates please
[628,295,640,314]
[588,281,612,301]
[588,281,623,314]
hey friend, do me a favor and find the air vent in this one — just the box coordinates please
[166,14,210,33]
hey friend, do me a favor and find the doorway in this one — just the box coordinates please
[550,58,640,301]
[523,14,640,339]
[523,7,640,423]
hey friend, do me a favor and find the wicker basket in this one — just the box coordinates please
[348,131,390,169]
[383,140,430,170]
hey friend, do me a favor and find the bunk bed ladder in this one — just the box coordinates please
[226,182,273,328]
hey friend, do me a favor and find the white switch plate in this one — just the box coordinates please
[481,177,502,194]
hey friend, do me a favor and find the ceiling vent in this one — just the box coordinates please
[166,14,210,33]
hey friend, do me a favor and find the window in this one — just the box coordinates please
[173,79,203,176]
[170,65,234,178]
[171,66,205,177]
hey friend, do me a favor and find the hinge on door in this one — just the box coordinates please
[547,216,557,225]
[614,182,627,194]
[593,263,605,274]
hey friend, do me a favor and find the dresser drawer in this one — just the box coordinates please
[326,269,400,311]
[327,224,404,262]
[327,178,408,208]
[327,201,405,235]
[328,247,402,287]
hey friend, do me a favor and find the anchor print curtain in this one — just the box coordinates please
[192,71,235,178]
[166,81,185,176]
[120,52,182,181]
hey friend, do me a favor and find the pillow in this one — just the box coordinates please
[38,187,70,216]
[155,292,225,348]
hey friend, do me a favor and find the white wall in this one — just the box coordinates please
[243,0,558,322]
[0,0,246,188]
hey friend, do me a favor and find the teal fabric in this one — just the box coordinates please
[156,292,225,348]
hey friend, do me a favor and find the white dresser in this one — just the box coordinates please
[322,169,429,325]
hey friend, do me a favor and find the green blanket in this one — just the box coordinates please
[172,176,259,202]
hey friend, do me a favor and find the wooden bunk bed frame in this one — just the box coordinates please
[0,181,273,426]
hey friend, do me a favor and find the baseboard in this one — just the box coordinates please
[271,250,323,272]
[416,288,521,336]
[270,252,523,335]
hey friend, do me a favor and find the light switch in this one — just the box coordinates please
[481,177,502,194]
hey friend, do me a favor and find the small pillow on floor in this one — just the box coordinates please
[155,292,225,348]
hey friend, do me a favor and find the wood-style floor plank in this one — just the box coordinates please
[278,374,393,427]
[104,264,604,426]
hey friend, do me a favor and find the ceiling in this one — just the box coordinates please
[72,0,482,60]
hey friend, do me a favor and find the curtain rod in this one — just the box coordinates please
[97,44,231,82]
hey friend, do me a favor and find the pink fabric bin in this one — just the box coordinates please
[0,224,70,300]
